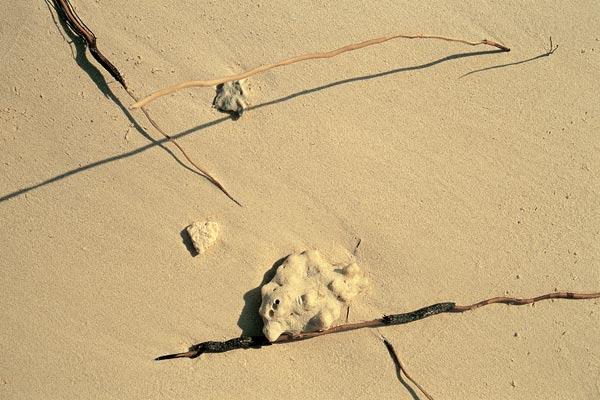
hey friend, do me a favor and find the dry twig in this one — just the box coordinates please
[460,36,558,78]
[382,336,435,400]
[132,33,509,109]
[52,0,241,206]
[124,90,242,206]
[53,0,127,89]
[155,291,599,360]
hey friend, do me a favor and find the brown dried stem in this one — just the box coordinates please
[382,336,435,400]
[53,0,127,89]
[448,291,599,312]
[155,291,600,360]
[132,33,509,109]
[124,90,242,206]
[52,0,241,206]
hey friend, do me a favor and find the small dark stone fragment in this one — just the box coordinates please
[213,80,248,119]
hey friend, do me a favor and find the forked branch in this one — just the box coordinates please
[132,34,509,109]
[52,0,241,206]
[155,291,599,360]
[382,336,436,400]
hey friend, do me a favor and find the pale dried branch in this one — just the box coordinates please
[124,90,242,206]
[52,1,242,206]
[132,33,509,109]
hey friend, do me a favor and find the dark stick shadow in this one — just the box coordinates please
[460,41,558,78]
[0,115,229,202]
[1,30,505,204]
[249,49,503,112]
[236,255,289,336]
[382,338,422,400]
[396,367,422,400]
[47,1,212,174]
[179,227,198,257]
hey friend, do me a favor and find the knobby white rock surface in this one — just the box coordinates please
[186,220,220,255]
[259,250,369,342]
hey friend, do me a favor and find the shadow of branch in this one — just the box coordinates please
[237,255,288,336]
[47,1,211,173]
[382,337,423,400]
[460,39,558,78]
[250,49,503,112]
[1,45,504,203]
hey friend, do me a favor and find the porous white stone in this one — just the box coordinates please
[259,250,369,342]
[186,221,219,255]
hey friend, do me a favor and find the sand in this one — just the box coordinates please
[1,1,599,399]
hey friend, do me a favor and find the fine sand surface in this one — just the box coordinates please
[1,1,599,399]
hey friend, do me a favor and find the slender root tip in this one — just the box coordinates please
[154,351,195,361]
[155,354,180,361]
[484,39,510,52]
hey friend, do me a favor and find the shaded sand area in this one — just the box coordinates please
[1,1,599,398]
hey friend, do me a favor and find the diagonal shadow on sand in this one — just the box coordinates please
[1,46,504,203]
[46,0,204,177]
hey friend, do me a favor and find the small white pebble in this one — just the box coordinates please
[186,220,220,255]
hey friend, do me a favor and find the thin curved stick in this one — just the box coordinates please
[382,336,435,400]
[155,291,600,360]
[53,0,127,89]
[448,291,599,312]
[124,90,243,206]
[132,33,509,109]
[51,1,242,206]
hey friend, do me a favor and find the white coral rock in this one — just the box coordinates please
[186,220,219,255]
[259,250,369,342]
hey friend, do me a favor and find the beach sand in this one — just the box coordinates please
[1,1,599,398]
